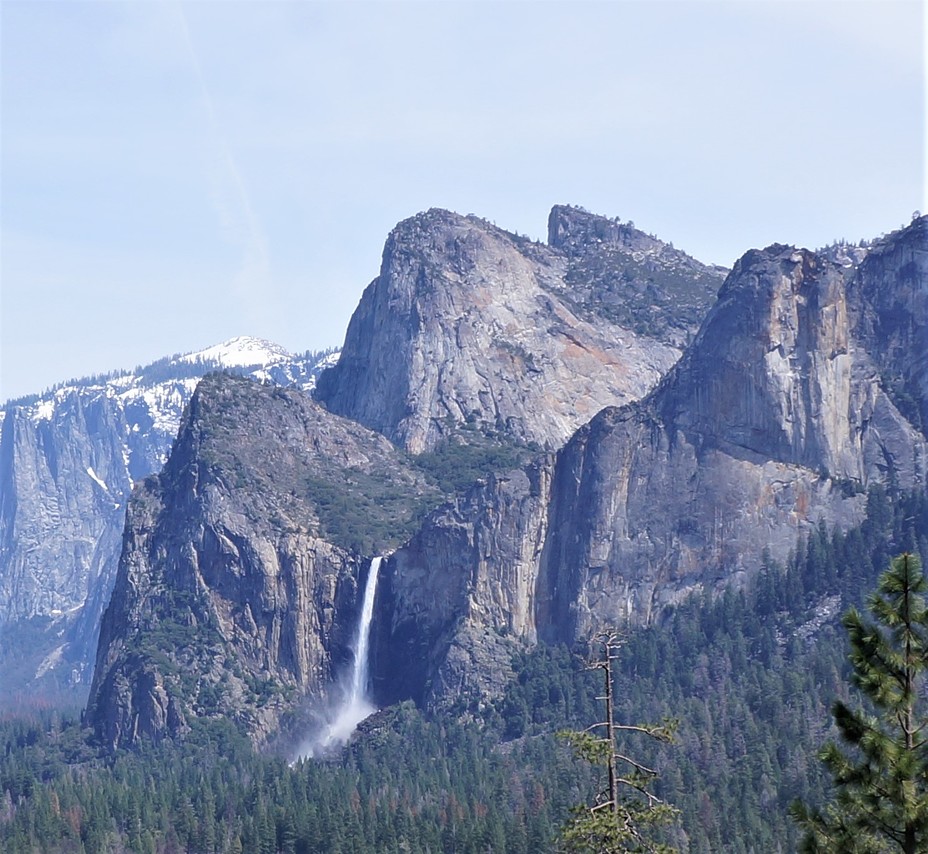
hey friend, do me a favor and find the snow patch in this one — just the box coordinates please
[131,379,200,435]
[317,351,341,371]
[32,399,55,423]
[108,374,136,390]
[303,351,341,393]
[86,467,110,493]
[178,336,292,369]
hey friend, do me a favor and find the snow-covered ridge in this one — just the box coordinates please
[178,335,293,369]
[5,336,337,421]
[1,337,339,492]
[2,333,340,493]
[4,338,340,480]
[5,335,334,408]
[0,337,339,695]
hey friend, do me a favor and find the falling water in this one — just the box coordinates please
[311,556,383,753]
[347,554,381,708]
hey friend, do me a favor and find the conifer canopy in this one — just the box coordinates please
[792,552,928,853]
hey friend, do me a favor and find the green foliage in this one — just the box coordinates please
[0,702,591,853]
[559,801,679,854]
[791,553,928,853]
[495,644,600,739]
[552,241,722,343]
[500,488,927,851]
[300,421,537,553]
[185,374,446,556]
[881,373,924,435]
[412,426,537,495]
[179,375,541,560]
[302,466,438,555]
[123,587,223,686]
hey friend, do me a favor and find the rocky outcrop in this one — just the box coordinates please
[316,207,724,454]
[655,243,924,483]
[849,216,927,438]
[546,205,727,347]
[535,233,925,640]
[374,460,554,710]
[86,374,441,748]
[0,340,336,704]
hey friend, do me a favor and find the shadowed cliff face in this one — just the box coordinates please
[850,216,928,438]
[374,461,554,710]
[0,392,149,626]
[0,384,195,705]
[86,374,442,749]
[316,207,724,454]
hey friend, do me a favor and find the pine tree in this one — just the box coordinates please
[792,552,928,853]
[558,631,678,853]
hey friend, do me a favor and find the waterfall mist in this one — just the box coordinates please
[295,556,383,758]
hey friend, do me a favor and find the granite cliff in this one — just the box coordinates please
[383,218,926,705]
[316,206,724,453]
[86,210,925,747]
[88,204,724,744]
[849,216,927,437]
[86,374,441,749]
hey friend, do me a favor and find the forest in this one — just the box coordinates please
[1,485,926,853]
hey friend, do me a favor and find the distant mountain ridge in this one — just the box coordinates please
[3,336,330,410]
[0,337,338,705]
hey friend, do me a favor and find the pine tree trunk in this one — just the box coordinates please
[603,639,619,818]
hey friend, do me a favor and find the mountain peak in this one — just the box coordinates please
[177,336,293,369]
[0,342,338,703]
[547,203,657,253]
[317,205,684,453]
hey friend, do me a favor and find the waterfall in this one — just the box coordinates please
[347,554,381,709]
[309,556,382,754]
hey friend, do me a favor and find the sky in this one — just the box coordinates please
[1,0,924,402]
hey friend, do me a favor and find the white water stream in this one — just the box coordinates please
[311,556,382,753]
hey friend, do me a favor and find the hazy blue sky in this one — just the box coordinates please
[2,0,924,401]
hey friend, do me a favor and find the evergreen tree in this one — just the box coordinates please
[792,553,928,853]
[558,631,678,853]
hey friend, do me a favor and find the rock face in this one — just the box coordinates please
[316,206,724,454]
[0,339,337,704]
[84,210,925,747]
[658,246,893,481]
[380,219,926,705]
[849,216,928,438]
[545,204,728,348]
[86,374,441,749]
[372,461,554,710]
